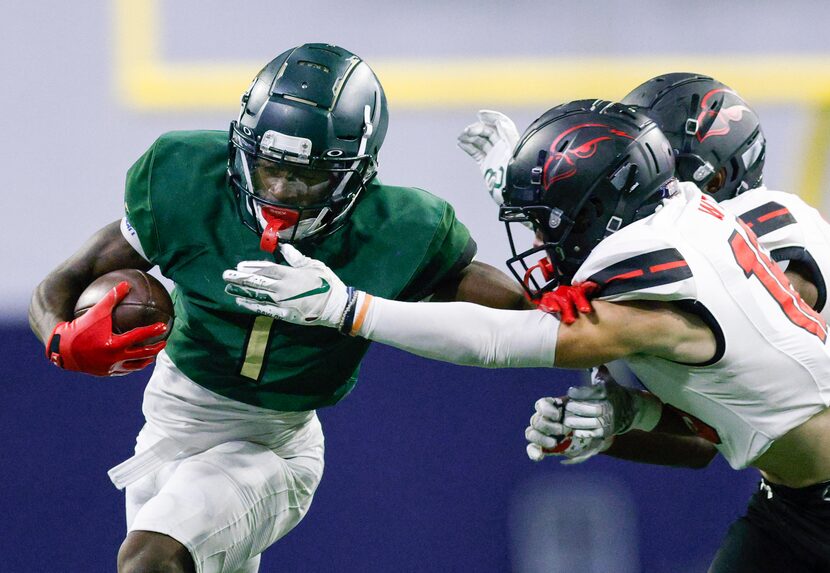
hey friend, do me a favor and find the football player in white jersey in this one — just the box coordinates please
[222,100,830,572]
[463,75,830,570]
[522,77,830,470]
[460,74,830,463]
[557,73,830,463]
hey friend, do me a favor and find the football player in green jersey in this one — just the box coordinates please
[28,43,527,573]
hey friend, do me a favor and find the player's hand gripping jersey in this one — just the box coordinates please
[122,131,475,411]
[572,183,830,468]
[719,184,830,321]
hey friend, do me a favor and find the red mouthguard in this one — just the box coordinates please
[259,207,300,253]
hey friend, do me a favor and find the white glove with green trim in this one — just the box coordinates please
[223,244,351,328]
[457,110,519,206]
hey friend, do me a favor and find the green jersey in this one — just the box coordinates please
[124,130,475,411]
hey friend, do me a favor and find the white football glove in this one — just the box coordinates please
[222,244,351,329]
[525,396,613,465]
[564,365,663,440]
[457,110,519,206]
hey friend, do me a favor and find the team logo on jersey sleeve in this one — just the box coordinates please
[543,124,634,189]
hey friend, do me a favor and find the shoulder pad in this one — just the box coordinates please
[573,222,696,302]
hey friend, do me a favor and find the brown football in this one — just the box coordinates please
[74,269,174,342]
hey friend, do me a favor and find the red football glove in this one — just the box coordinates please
[46,281,168,377]
[537,282,599,324]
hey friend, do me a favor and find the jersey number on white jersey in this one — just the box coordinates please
[730,221,827,342]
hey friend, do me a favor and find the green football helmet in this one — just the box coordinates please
[228,43,388,252]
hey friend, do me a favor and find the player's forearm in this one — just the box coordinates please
[431,261,533,310]
[603,391,716,467]
[29,220,152,344]
[603,430,717,469]
[29,265,95,343]
[353,295,558,368]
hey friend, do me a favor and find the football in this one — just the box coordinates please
[74,269,174,341]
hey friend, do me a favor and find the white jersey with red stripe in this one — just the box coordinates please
[720,184,830,321]
[571,183,830,469]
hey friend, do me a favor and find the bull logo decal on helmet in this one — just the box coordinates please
[697,89,752,142]
[543,123,634,189]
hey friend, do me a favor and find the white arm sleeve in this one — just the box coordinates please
[355,296,559,368]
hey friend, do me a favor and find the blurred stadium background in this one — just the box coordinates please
[4,0,830,571]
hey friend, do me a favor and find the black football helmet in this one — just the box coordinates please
[622,73,765,201]
[228,43,388,252]
[500,100,675,295]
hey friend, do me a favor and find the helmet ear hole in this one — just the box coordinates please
[704,167,728,195]
[572,198,604,235]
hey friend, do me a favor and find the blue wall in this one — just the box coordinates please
[2,323,757,572]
